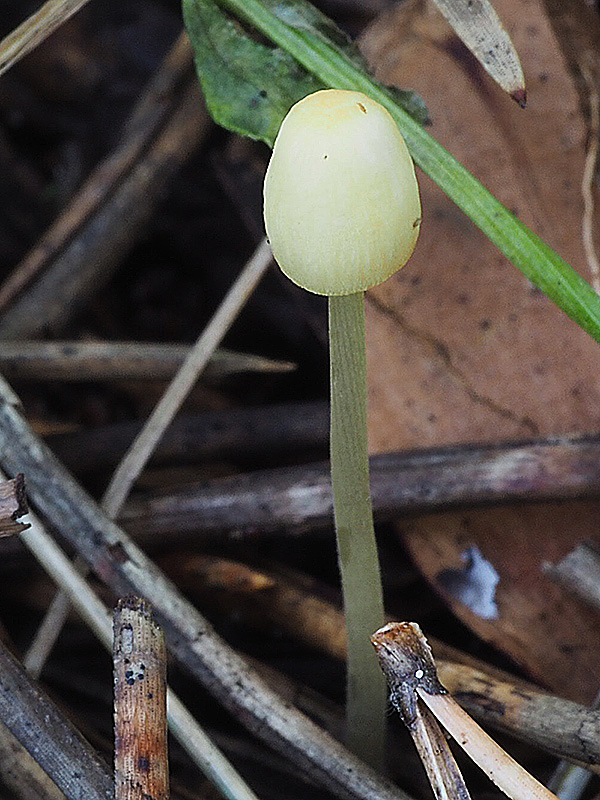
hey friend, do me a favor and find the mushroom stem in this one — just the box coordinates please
[329,291,386,769]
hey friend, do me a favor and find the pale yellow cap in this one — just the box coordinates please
[263,89,421,296]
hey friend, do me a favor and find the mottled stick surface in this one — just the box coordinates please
[114,597,169,800]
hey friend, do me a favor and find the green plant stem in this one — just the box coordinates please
[329,292,386,770]
[215,0,600,345]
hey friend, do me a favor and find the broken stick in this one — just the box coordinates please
[372,622,559,800]
[114,597,169,800]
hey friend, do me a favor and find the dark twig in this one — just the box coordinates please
[48,400,326,473]
[114,597,169,800]
[120,433,600,542]
[0,720,68,800]
[0,376,410,800]
[0,634,113,800]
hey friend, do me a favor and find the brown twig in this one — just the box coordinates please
[435,660,600,768]
[0,341,294,384]
[114,597,169,800]
[372,623,560,800]
[0,376,410,800]
[0,33,210,339]
[0,634,113,800]
[120,433,600,543]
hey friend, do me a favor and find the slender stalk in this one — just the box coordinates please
[329,292,386,769]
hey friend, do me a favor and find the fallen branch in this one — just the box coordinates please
[120,433,600,542]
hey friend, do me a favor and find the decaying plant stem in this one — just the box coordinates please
[372,622,560,800]
[114,597,169,800]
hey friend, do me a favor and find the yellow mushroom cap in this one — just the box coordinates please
[263,89,421,296]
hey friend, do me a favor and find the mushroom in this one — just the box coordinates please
[264,88,421,768]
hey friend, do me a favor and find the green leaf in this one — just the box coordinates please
[185,0,600,345]
[182,0,323,145]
